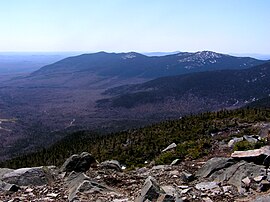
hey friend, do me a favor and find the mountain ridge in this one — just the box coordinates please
[98,61,270,109]
[30,50,265,79]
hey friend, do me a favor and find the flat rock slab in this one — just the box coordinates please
[65,171,116,201]
[0,180,19,192]
[195,157,235,178]
[0,168,14,179]
[231,146,270,164]
[162,143,177,152]
[195,182,219,191]
[1,166,53,186]
[252,195,270,202]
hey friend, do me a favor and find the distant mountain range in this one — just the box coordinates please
[0,50,268,161]
[98,62,270,110]
[31,51,265,79]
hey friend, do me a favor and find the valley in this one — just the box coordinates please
[0,51,268,161]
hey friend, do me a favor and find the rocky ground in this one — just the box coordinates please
[2,133,270,201]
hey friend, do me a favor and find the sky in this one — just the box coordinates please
[0,0,270,54]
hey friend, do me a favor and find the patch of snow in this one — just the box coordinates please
[233,100,239,106]
[178,51,222,66]
[122,53,137,59]
[252,78,257,82]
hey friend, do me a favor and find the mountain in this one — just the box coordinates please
[0,51,266,161]
[31,51,265,79]
[98,62,270,110]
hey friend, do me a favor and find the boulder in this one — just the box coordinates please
[1,166,54,186]
[135,176,166,202]
[211,161,266,193]
[100,160,122,172]
[243,135,258,144]
[0,168,14,179]
[180,171,194,182]
[65,171,115,201]
[195,157,235,178]
[171,159,180,166]
[162,143,177,153]
[231,146,270,164]
[228,137,243,148]
[196,156,268,193]
[60,152,96,173]
[253,195,270,202]
[0,180,19,192]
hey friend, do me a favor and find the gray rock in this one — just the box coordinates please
[2,166,54,186]
[180,171,194,182]
[228,137,244,148]
[60,152,96,173]
[242,176,251,187]
[253,195,270,202]
[171,159,180,166]
[135,176,166,202]
[243,135,258,144]
[254,175,265,182]
[0,180,19,192]
[195,182,219,191]
[259,180,270,192]
[100,160,122,172]
[196,156,268,193]
[231,146,270,164]
[213,161,266,193]
[0,168,14,179]
[162,143,177,152]
[195,157,235,178]
[65,171,115,201]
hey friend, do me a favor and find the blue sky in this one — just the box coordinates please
[0,0,269,54]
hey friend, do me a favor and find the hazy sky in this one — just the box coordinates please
[1,0,269,54]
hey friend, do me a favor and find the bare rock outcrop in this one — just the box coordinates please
[60,152,96,173]
[1,166,54,186]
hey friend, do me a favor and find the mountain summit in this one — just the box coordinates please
[31,51,265,79]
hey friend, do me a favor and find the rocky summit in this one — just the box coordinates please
[2,147,270,202]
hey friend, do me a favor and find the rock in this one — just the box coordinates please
[243,135,258,144]
[228,137,243,148]
[100,160,122,172]
[212,161,266,193]
[180,188,191,194]
[231,146,270,164]
[222,185,232,193]
[202,197,213,202]
[135,176,165,202]
[242,177,251,187]
[160,185,179,201]
[152,165,167,170]
[162,143,177,152]
[171,159,180,166]
[195,182,219,191]
[180,171,194,182]
[65,171,115,201]
[196,156,267,193]
[46,193,59,198]
[60,152,96,173]
[0,168,14,179]
[195,157,235,178]
[170,170,180,176]
[253,195,270,202]
[0,180,19,192]
[1,166,54,186]
[259,180,270,192]
[254,176,265,182]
